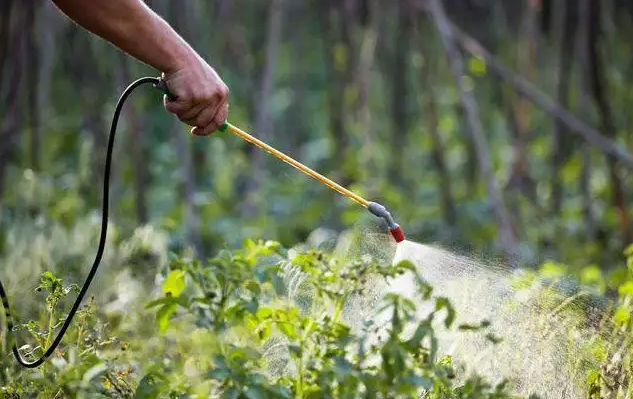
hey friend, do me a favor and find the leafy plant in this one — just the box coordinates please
[515,243,633,398]
[142,239,520,398]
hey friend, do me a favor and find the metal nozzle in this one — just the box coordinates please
[367,202,405,243]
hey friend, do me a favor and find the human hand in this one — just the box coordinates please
[162,54,229,136]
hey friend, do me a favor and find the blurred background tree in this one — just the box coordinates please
[1,0,632,272]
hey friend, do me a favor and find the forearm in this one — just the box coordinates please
[51,0,197,73]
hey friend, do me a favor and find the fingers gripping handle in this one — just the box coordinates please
[154,77,177,101]
[154,77,229,132]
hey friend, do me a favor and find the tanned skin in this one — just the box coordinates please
[51,0,229,136]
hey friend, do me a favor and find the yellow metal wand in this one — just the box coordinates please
[154,78,405,242]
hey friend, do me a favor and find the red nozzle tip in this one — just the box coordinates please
[389,226,405,243]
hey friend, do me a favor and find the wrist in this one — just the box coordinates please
[163,48,199,75]
[149,16,200,75]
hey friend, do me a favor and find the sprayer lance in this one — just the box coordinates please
[155,79,405,243]
[220,123,405,243]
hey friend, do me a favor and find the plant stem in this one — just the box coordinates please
[296,354,304,399]
[296,317,316,399]
[332,294,348,324]
[45,301,56,350]
[76,321,84,349]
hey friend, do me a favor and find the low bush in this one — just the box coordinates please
[1,239,520,399]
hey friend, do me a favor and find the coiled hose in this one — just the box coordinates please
[0,76,165,368]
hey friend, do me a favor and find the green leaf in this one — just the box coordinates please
[277,322,298,340]
[404,375,433,389]
[438,354,453,366]
[435,297,455,329]
[406,321,430,348]
[485,333,503,344]
[429,335,438,362]
[458,320,490,331]
[163,270,186,297]
[608,268,629,288]
[288,344,302,358]
[157,303,178,333]
[245,388,265,399]
[468,56,486,76]
[145,296,178,310]
[134,371,168,399]
[256,323,271,342]
[458,323,481,331]
[224,388,240,399]
[333,357,353,376]
[207,368,230,381]
[244,280,261,295]
[82,363,108,383]
[619,281,633,296]
[256,307,273,320]
[540,261,567,279]
[245,297,259,315]
[229,347,261,362]
[614,305,630,325]
[580,265,602,286]
[394,260,416,273]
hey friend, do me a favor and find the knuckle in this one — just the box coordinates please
[216,109,228,122]
[179,87,193,101]
[220,85,230,98]
[211,91,222,104]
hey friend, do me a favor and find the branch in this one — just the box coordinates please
[425,0,517,262]
[444,18,633,169]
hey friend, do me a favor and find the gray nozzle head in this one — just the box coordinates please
[367,201,398,229]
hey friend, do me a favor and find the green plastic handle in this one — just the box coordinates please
[154,77,176,101]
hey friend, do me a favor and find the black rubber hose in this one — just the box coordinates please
[0,76,162,368]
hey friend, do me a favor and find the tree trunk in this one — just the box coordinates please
[26,0,41,172]
[214,0,234,65]
[441,17,633,169]
[421,47,456,228]
[508,0,539,201]
[487,2,533,225]
[587,0,632,246]
[169,0,200,252]
[0,3,28,204]
[550,0,575,215]
[576,0,595,242]
[390,0,412,182]
[117,54,148,225]
[426,0,517,262]
[37,1,60,144]
[322,0,354,184]
[355,0,378,183]
[174,119,199,253]
[243,0,285,217]
[65,26,109,206]
[285,0,307,152]
[0,0,13,97]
